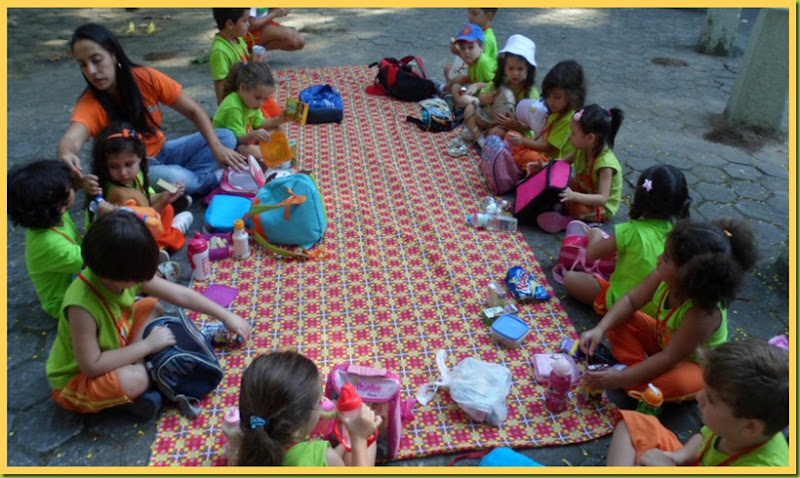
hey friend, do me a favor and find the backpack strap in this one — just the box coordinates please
[405,115,427,130]
[399,55,427,78]
[175,394,202,419]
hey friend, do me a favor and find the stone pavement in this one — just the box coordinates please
[6,8,790,467]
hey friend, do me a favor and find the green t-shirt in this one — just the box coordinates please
[468,52,497,84]
[210,34,249,81]
[105,170,154,198]
[572,147,623,219]
[46,268,145,390]
[698,427,789,466]
[607,219,674,316]
[283,440,329,466]
[652,282,727,359]
[484,27,498,61]
[213,92,265,139]
[544,110,576,158]
[25,212,83,318]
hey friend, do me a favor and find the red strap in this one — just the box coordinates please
[77,273,132,347]
[694,433,766,466]
[399,55,427,78]
[449,448,493,466]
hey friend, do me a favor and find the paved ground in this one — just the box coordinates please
[6,8,790,467]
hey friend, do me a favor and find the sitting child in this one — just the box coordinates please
[564,165,691,317]
[236,351,382,466]
[537,104,625,233]
[579,218,757,402]
[446,23,497,111]
[46,211,251,418]
[443,9,498,91]
[607,339,788,467]
[8,160,87,319]
[463,34,539,143]
[505,60,586,176]
[86,122,193,255]
[213,61,285,160]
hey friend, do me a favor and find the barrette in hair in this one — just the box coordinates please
[607,109,613,118]
[642,178,653,192]
[107,128,141,141]
[250,415,270,429]
[723,229,732,238]
[573,109,584,121]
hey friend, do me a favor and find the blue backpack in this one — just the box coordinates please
[143,311,223,418]
[299,84,344,124]
[246,173,328,259]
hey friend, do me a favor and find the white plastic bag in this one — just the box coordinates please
[416,349,512,426]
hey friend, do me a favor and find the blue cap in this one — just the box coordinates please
[456,22,485,44]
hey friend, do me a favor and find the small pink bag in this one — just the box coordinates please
[552,220,617,284]
[513,159,571,223]
[325,364,416,461]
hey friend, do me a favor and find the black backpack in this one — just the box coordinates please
[143,311,223,418]
[369,55,438,102]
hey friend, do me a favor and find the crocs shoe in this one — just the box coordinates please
[157,261,181,283]
[536,211,573,234]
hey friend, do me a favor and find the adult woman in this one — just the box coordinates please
[58,23,247,197]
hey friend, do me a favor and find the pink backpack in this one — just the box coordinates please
[552,220,617,284]
[479,135,523,195]
[513,159,571,223]
[325,364,416,461]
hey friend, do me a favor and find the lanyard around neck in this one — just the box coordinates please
[695,433,766,466]
[77,272,133,348]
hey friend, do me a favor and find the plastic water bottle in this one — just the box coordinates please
[482,196,509,215]
[222,406,242,466]
[332,383,378,451]
[466,213,518,233]
[188,233,211,280]
[232,219,250,259]
[544,354,572,413]
[251,45,267,62]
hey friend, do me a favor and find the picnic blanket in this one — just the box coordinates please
[148,65,616,466]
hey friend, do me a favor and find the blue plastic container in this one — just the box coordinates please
[490,314,530,348]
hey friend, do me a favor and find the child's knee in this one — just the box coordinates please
[118,363,150,398]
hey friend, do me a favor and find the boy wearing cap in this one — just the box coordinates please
[445,23,498,110]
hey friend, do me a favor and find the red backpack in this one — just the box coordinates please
[368,56,438,102]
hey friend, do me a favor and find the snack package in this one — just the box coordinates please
[505,266,550,301]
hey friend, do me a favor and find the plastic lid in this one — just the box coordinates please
[491,314,530,340]
[234,219,245,230]
[643,383,664,407]
[337,383,362,413]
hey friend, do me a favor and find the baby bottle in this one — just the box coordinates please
[232,219,251,259]
[310,396,337,440]
[221,406,242,466]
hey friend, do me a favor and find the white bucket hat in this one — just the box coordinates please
[499,34,537,67]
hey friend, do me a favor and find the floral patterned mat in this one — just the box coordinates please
[148,65,616,466]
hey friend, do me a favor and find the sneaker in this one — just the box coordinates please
[117,389,163,421]
[172,211,194,234]
[157,260,181,283]
[536,211,573,234]
[172,195,192,214]
[158,249,170,265]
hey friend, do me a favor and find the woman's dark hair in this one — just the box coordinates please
[82,210,159,282]
[541,60,586,112]
[237,351,321,466]
[71,23,156,138]
[575,104,624,158]
[492,53,536,99]
[629,164,691,221]
[222,61,276,99]
[667,218,757,311]
[8,160,74,229]
[91,121,150,202]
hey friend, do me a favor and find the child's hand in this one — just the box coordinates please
[222,313,252,343]
[144,325,176,353]
[586,227,604,242]
[82,174,103,197]
[579,327,604,356]
[252,128,271,143]
[165,182,186,204]
[342,404,382,440]
[559,187,576,203]
[464,85,480,96]
[584,367,623,391]
[639,448,679,466]
[506,132,525,147]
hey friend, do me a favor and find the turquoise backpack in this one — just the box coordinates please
[245,173,328,259]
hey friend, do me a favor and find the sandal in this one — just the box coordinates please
[157,261,181,283]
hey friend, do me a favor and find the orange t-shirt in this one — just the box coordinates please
[71,67,183,158]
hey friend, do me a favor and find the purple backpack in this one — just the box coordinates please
[479,135,523,195]
[325,364,416,461]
